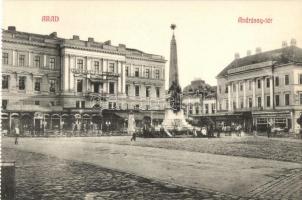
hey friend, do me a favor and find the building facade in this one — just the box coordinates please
[216,39,302,133]
[182,79,217,118]
[1,26,166,135]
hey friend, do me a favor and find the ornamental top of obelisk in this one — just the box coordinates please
[169,24,179,89]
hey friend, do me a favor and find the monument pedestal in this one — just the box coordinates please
[161,109,192,131]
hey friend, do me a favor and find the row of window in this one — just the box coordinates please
[223,93,292,110]
[76,79,161,98]
[2,52,162,78]
[2,52,56,69]
[2,75,160,97]
[76,60,162,79]
[1,99,59,110]
[125,85,160,98]
[220,75,292,94]
[125,66,161,79]
[2,75,57,92]
[77,59,116,73]
[185,103,216,115]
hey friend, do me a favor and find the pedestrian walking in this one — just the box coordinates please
[130,131,137,141]
[267,123,271,138]
[14,126,20,145]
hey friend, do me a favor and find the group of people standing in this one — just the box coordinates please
[70,121,101,136]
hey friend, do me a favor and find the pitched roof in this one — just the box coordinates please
[217,46,302,78]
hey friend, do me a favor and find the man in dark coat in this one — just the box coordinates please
[267,123,271,138]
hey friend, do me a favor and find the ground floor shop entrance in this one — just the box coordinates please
[1,109,165,136]
[191,111,253,133]
[253,111,292,132]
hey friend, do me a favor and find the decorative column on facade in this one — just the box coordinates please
[236,82,239,109]
[85,56,89,71]
[102,59,108,93]
[41,75,48,94]
[270,76,273,108]
[70,56,75,91]
[121,62,126,94]
[27,73,33,94]
[252,79,256,107]
[261,77,265,108]
[28,51,31,67]
[61,55,70,92]
[43,55,47,67]
[243,80,247,108]
[10,72,17,92]
[117,61,122,93]
[86,78,89,93]
[12,50,16,66]
[91,83,94,93]
[103,59,108,72]
[103,82,108,93]
[228,84,232,112]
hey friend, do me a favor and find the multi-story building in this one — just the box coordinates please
[216,39,302,133]
[1,26,166,135]
[182,79,217,118]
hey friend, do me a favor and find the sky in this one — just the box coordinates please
[3,0,302,88]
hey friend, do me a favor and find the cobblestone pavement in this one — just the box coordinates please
[2,148,246,200]
[92,136,302,163]
[247,168,302,200]
[2,136,302,199]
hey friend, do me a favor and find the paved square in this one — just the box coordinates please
[2,136,302,199]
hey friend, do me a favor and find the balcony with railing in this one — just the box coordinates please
[71,69,120,77]
[85,92,109,101]
[126,75,165,86]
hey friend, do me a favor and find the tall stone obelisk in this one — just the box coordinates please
[161,24,192,133]
[169,24,179,88]
[168,24,182,112]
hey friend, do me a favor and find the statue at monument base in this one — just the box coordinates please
[161,108,193,131]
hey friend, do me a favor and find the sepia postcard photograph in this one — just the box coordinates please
[1,0,302,199]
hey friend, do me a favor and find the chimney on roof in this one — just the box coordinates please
[72,35,80,40]
[255,47,262,54]
[88,37,94,42]
[246,50,252,56]
[282,41,288,48]
[234,52,240,59]
[104,40,111,45]
[290,38,297,46]
[8,26,16,31]
[119,44,126,48]
[50,32,57,37]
